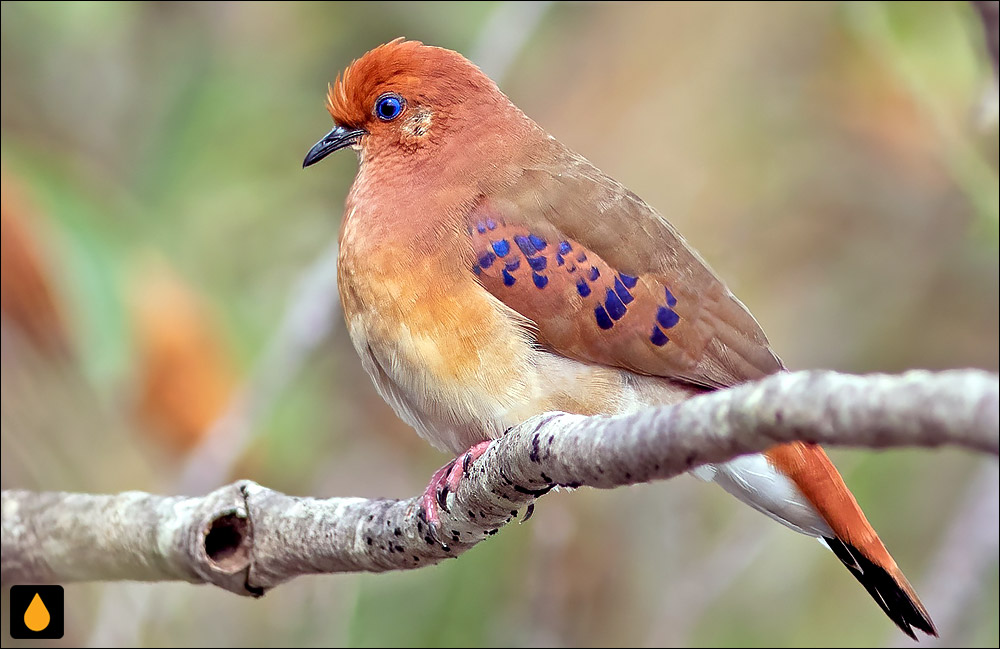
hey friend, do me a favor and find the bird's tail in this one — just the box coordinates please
[767,442,936,639]
[821,535,936,639]
[696,442,936,638]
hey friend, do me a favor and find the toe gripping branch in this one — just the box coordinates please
[416,440,544,551]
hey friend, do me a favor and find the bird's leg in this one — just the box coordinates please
[418,440,493,531]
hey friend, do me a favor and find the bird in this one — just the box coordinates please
[302,39,936,639]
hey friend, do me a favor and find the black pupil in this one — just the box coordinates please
[380,98,398,119]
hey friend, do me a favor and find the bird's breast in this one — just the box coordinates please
[336,201,541,452]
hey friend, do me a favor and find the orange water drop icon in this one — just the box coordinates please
[24,592,50,632]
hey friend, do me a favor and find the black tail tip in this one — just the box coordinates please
[825,537,938,640]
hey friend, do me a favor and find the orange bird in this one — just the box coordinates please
[304,39,935,638]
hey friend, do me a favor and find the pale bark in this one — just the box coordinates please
[2,368,996,597]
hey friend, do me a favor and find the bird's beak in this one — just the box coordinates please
[302,125,366,168]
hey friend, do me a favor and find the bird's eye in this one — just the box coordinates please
[375,93,404,121]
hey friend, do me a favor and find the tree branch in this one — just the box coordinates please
[2,369,996,596]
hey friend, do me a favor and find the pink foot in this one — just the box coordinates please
[418,440,493,536]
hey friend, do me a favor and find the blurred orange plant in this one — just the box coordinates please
[130,260,237,454]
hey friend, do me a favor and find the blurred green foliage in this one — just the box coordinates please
[1,2,997,647]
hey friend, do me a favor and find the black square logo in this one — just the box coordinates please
[9,585,64,639]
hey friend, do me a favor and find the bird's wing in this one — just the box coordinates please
[468,144,935,637]
[470,144,782,389]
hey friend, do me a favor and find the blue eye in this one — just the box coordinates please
[375,93,404,121]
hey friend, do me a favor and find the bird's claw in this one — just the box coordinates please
[418,441,493,537]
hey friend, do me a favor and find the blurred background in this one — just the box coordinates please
[1,1,997,647]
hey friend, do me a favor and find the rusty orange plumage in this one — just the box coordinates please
[304,39,935,638]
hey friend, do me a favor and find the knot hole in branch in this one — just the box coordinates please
[204,511,250,572]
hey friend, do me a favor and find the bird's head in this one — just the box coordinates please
[302,39,507,168]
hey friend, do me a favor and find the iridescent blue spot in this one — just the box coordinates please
[559,241,572,255]
[613,276,634,304]
[533,272,548,289]
[576,279,591,297]
[529,234,547,250]
[472,264,481,276]
[514,235,536,256]
[594,305,614,330]
[588,266,600,281]
[527,256,547,271]
[605,289,627,320]
[503,269,516,286]
[657,306,680,329]
[492,239,510,257]
[665,287,677,307]
[619,273,638,289]
[505,258,520,272]
[556,254,565,266]
[479,252,496,269]
[476,222,487,234]
[576,252,587,262]
[486,218,497,231]
[650,326,669,346]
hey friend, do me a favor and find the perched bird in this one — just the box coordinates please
[304,39,936,638]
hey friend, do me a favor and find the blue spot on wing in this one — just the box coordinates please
[657,306,680,329]
[529,234,547,250]
[594,305,614,330]
[514,235,536,256]
[576,279,591,297]
[533,272,549,289]
[588,266,600,281]
[613,276,634,304]
[650,326,669,346]
[556,254,564,266]
[605,289,627,320]
[476,222,487,234]
[505,258,520,272]
[665,287,678,307]
[503,269,516,286]
[479,252,496,269]
[576,252,587,262]
[472,264,481,276]
[619,273,638,289]
[527,256,547,271]
[492,239,510,257]
[559,241,572,255]
[486,218,497,231]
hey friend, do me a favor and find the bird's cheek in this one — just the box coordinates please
[400,109,433,145]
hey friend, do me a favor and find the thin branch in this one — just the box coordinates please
[2,369,996,595]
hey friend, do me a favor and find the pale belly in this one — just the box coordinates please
[344,301,683,454]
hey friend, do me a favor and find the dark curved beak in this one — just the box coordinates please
[302,125,366,168]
